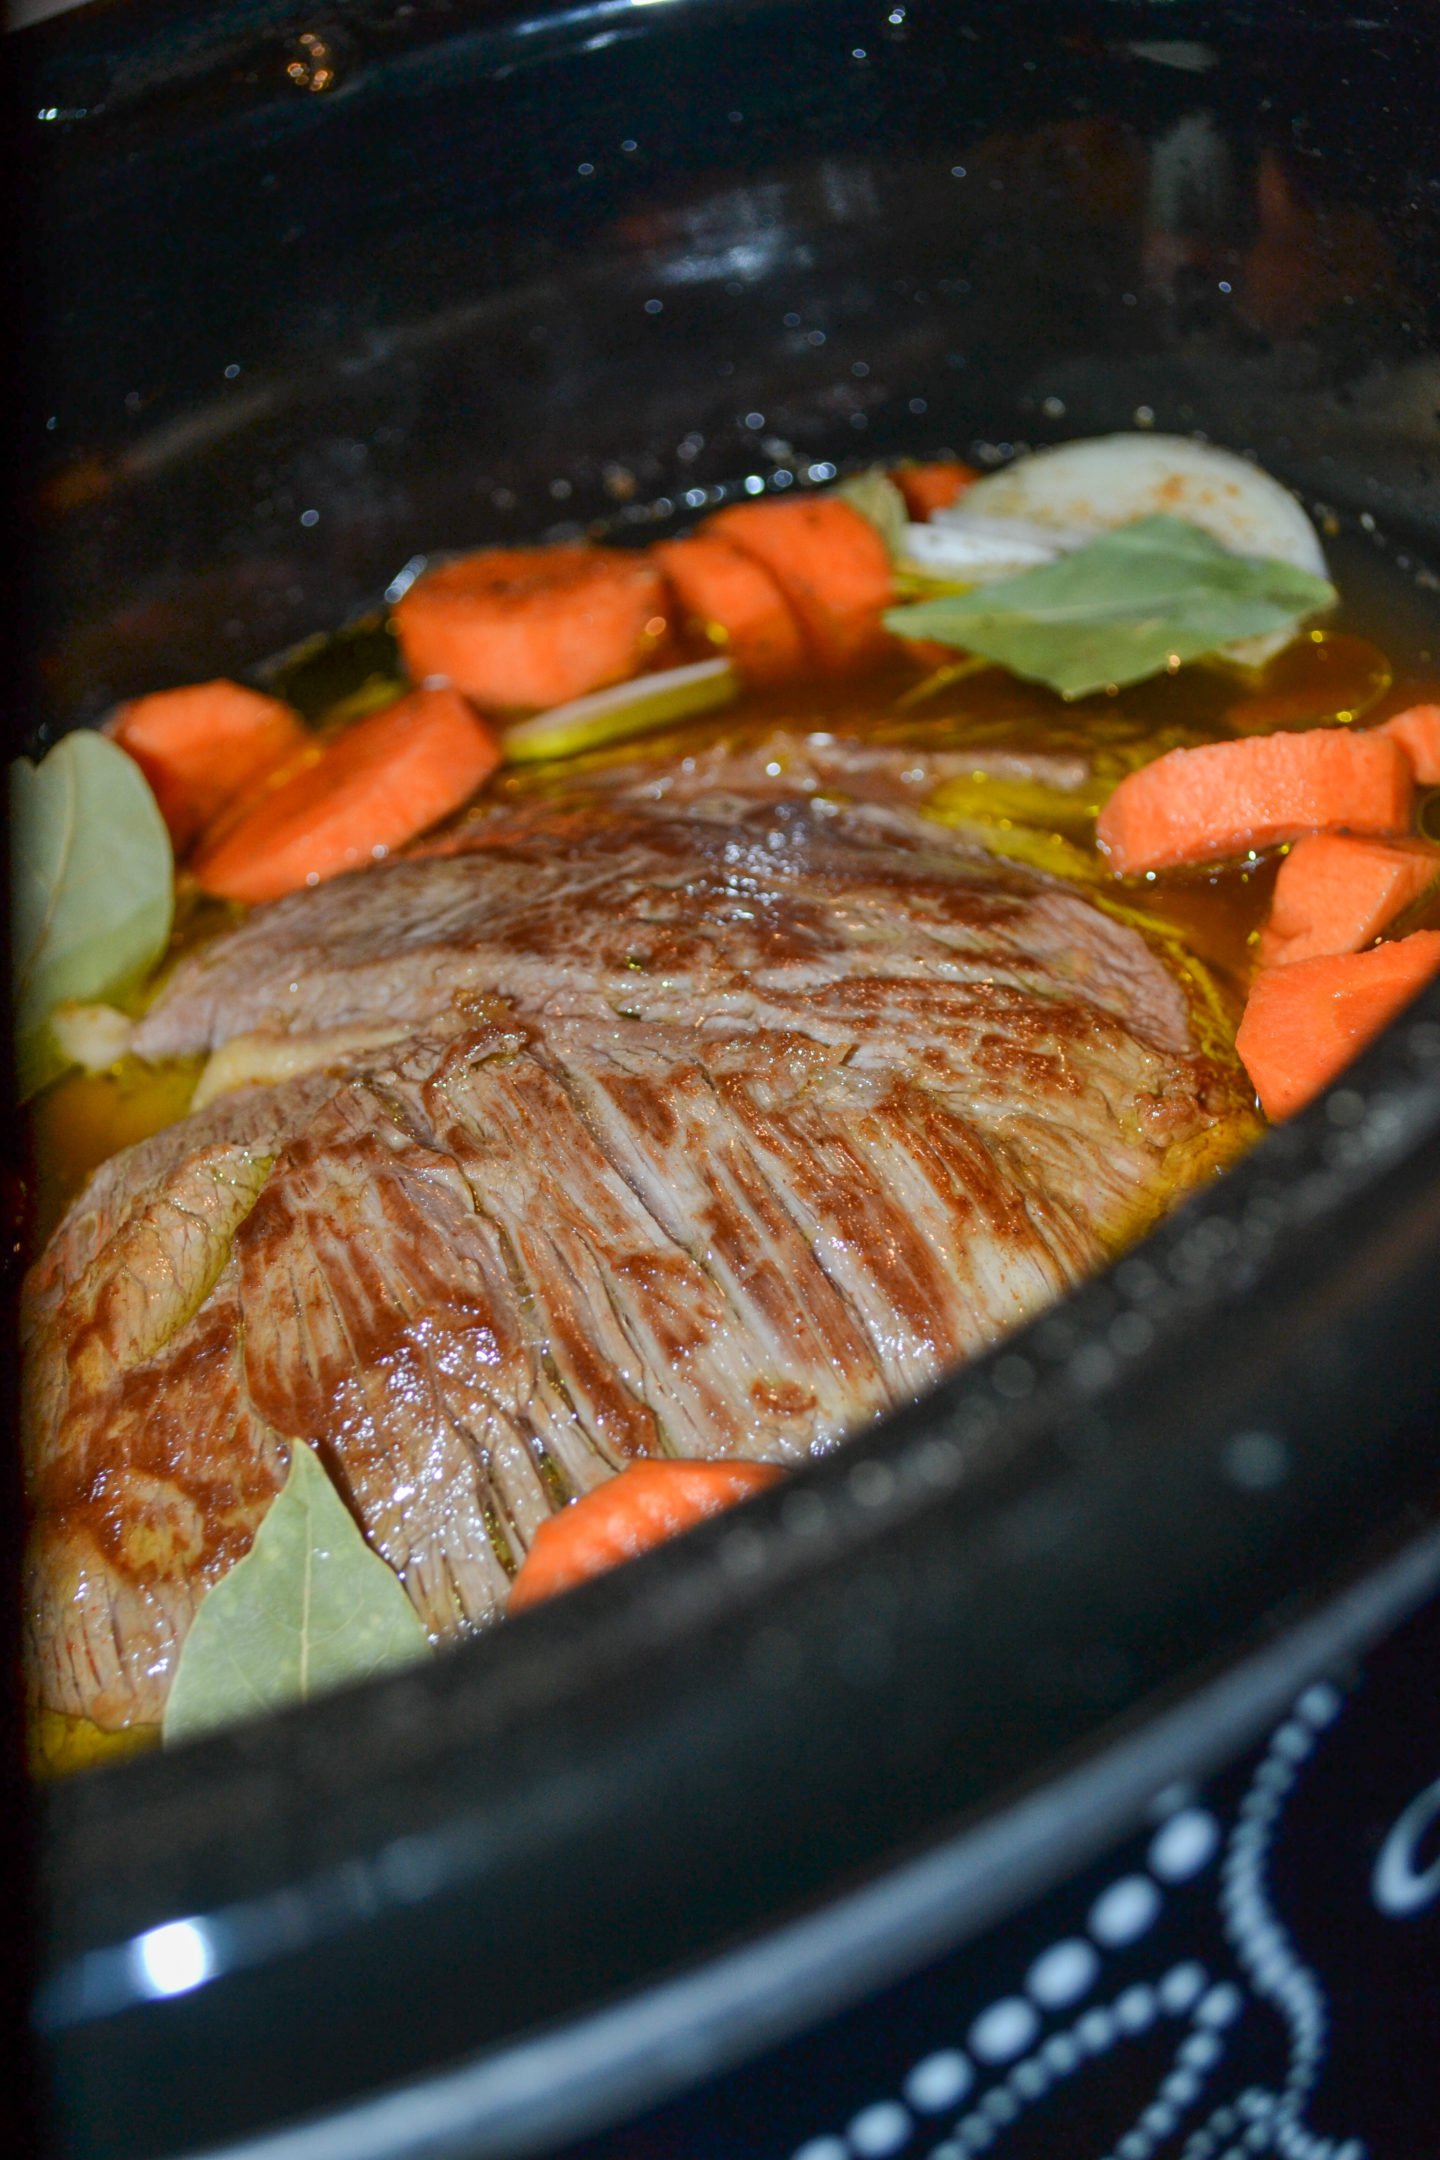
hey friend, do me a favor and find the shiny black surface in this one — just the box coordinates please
[17,2,1440,2155]
[23,0,1440,730]
[550,1592,1440,2159]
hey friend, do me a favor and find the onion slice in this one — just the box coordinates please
[951,433,1329,668]
[502,657,739,765]
[897,515,1087,586]
[954,434,1327,572]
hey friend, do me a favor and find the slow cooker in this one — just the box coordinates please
[15,2,1440,2154]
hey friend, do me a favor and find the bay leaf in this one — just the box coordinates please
[835,466,909,558]
[11,730,173,1098]
[883,514,1336,701]
[163,1442,430,1746]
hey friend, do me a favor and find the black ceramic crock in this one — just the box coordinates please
[14,3,1440,2155]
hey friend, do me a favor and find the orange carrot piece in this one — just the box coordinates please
[187,731,322,864]
[192,686,500,903]
[1258,833,1440,967]
[704,497,893,674]
[1381,704,1440,784]
[392,545,667,712]
[652,534,807,685]
[508,1458,784,1613]
[1236,932,1440,1120]
[1096,727,1412,876]
[106,680,306,852]
[895,461,978,521]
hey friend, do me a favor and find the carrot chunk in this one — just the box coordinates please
[895,461,978,521]
[1236,932,1440,1120]
[1258,833,1440,967]
[651,534,807,685]
[508,1458,784,1612]
[1381,703,1440,784]
[392,545,666,712]
[704,497,893,674]
[107,680,306,852]
[193,686,500,903]
[1096,727,1412,876]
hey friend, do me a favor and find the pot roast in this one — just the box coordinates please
[24,729,1248,1728]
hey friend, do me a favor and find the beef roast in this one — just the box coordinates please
[25,728,1251,1728]
[129,730,1105,1063]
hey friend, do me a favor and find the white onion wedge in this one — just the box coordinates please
[502,657,739,765]
[955,434,1327,571]
[924,510,1096,557]
[897,515,1085,586]
[952,433,1329,667]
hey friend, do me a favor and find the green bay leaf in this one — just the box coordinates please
[883,514,1336,701]
[11,730,174,1098]
[163,1442,430,1746]
[835,466,909,558]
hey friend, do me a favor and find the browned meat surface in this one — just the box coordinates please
[26,729,1248,1728]
[131,730,1098,1062]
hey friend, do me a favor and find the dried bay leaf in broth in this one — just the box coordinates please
[11,731,173,1098]
[885,515,1336,701]
[163,1442,430,1746]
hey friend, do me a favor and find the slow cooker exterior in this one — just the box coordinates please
[16,3,1440,2155]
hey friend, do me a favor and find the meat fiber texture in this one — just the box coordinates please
[25,729,1246,1728]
